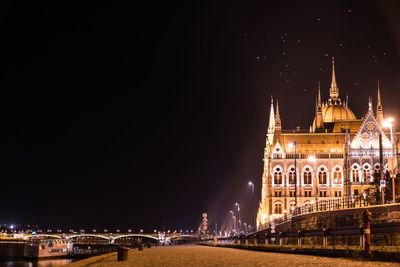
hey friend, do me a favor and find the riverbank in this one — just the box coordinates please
[200,243,400,262]
[65,244,400,266]
[65,252,117,267]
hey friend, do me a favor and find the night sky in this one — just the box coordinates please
[1,1,400,231]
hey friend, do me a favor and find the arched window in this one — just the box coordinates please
[333,167,342,184]
[318,167,327,184]
[303,167,312,185]
[274,167,283,185]
[274,202,282,214]
[352,165,360,182]
[288,167,296,184]
[363,164,371,182]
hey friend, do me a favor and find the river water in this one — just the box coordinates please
[0,259,74,267]
[0,242,76,267]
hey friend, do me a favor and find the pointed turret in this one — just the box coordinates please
[275,99,281,127]
[376,81,384,126]
[315,82,324,130]
[274,99,282,139]
[329,57,339,99]
[368,96,373,112]
[317,81,322,107]
[267,96,275,144]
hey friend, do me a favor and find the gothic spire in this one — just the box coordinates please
[275,99,281,122]
[315,82,324,130]
[329,57,339,98]
[368,96,372,112]
[274,99,282,138]
[267,96,275,144]
[376,81,384,125]
[317,81,322,107]
[377,81,382,108]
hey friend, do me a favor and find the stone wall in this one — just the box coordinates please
[276,203,400,232]
[267,204,400,246]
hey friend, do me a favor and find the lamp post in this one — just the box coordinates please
[235,202,241,233]
[379,133,385,204]
[248,181,255,230]
[308,154,317,202]
[229,210,236,235]
[289,142,298,208]
[383,118,396,203]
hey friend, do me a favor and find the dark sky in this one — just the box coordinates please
[1,1,400,231]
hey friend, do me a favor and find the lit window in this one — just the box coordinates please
[274,203,282,214]
[274,167,283,185]
[333,167,342,184]
[304,168,312,184]
[288,167,296,184]
[352,165,360,182]
[318,167,327,184]
[363,165,371,182]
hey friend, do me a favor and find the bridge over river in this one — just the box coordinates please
[12,232,199,245]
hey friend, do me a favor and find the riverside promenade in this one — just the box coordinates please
[67,245,399,267]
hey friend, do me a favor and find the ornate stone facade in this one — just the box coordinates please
[257,58,399,227]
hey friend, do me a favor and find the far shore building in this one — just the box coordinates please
[257,58,400,227]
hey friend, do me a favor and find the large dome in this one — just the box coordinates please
[322,104,356,122]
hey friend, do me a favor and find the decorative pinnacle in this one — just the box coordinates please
[377,80,382,109]
[329,57,339,98]
[317,81,321,106]
[368,96,372,111]
[275,99,281,124]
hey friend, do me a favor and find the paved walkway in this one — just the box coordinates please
[71,245,400,267]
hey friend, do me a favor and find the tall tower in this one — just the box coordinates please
[376,81,384,126]
[258,96,275,228]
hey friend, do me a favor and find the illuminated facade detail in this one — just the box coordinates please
[257,59,400,226]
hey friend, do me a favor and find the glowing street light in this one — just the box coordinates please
[383,117,397,203]
[248,181,256,230]
[234,202,241,233]
[288,142,298,208]
[308,155,316,162]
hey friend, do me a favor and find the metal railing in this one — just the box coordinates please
[259,195,376,230]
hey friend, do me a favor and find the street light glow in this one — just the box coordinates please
[383,118,394,128]
[308,155,316,162]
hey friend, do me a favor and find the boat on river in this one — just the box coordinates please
[23,238,72,258]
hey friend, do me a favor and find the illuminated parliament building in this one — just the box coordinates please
[257,58,399,226]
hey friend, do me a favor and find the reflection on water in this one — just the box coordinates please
[0,259,74,267]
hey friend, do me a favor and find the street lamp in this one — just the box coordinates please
[229,210,235,234]
[248,181,255,230]
[383,118,397,203]
[234,202,241,232]
[288,142,297,208]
